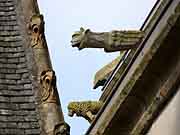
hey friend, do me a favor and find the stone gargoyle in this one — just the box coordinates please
[71,27,144,52]
[67,101,103,123]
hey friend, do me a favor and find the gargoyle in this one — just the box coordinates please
[71,27,144,52]
[67,101,103,123]
[93,55,123,89]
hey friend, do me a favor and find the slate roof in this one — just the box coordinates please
[0,0,40,134]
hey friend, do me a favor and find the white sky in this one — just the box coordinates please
[38,0,157,134]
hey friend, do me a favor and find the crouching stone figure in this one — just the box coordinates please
[67,101,103,123]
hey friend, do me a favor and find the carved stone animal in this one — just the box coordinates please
[67,101,103,123]
[71,27,144,52]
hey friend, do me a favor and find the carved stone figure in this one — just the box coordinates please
[28,14,45,48]
[71,27,144,52]
[93,54,124,89]
[28,13,70,134]
[67,101,103,123]
[54,122,70,135]
[40,69,58,103]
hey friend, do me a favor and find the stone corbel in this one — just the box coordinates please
[54,122,70,135]
[40,69,58,104]
[28,14,45,48]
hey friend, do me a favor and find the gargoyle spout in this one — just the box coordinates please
[71,27,144,52]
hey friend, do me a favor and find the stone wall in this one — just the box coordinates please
[148,87,180,135]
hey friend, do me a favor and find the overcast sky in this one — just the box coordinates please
[38,0,157,134]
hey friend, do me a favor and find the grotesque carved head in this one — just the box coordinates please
[29,14,45,47]
[67,102,76,117]
[29,14,44,35]
[71,27,90,50]
[40,70,56,102]
[54,123,70,135]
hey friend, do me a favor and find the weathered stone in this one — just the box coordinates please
[71,27,144,52]
[28,14,45,48]
[93,54,124,89]
[68,101,103,123]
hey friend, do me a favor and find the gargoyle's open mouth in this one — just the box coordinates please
[71,41,83,50]
[68,110,74,117]
[71,42,80,48]
[71,33,81,48]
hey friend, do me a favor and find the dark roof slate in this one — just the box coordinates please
[0,0,40,134]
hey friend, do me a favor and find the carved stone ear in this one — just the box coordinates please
[84,29,90,34]
[80,27,84,32]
